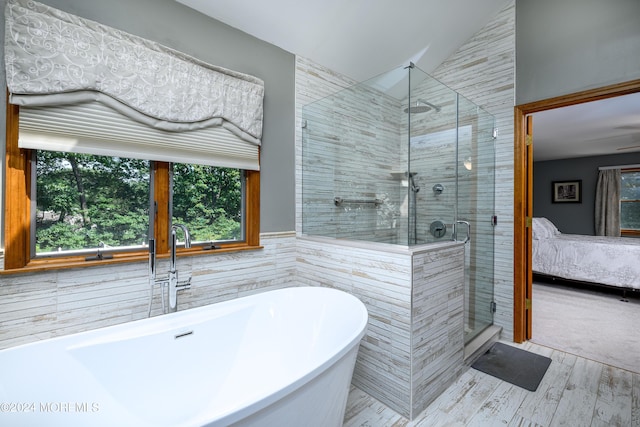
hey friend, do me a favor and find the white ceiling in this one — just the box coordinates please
[532,92,640,161]
[176,0,510,81]
[177,0,640,162]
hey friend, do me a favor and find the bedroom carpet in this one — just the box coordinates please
[531,281,640,374]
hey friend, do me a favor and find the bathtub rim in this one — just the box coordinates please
[210,286,369,426]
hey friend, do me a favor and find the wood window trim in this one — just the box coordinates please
[3,103,261,274]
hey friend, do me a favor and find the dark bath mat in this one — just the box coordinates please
[471,342,551,391]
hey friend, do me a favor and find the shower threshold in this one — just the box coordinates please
[464,324,502,365]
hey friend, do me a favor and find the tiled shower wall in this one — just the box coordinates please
[297,237,465,419]
[296,0,517,339]
[0,232,297,350]
[296,238,412,413]
[295,57,358,238]
[294,1,515,415]
[300,68,404,244]
[430,1,516,340]
[299,63,491,247]
[410,242,465,417]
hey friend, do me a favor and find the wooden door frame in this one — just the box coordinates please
[513,78,640,343]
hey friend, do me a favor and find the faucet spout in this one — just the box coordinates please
[170,223,191,273]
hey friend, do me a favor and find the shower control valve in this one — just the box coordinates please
[430,220,447,238]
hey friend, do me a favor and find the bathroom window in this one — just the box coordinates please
[31,154,245,257]
[171,163,244,244]
[33,151,151,256]
[621,169,640,236]
[4,0,264,270]
[3,105,260,271]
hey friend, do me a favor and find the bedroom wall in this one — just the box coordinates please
[533,152,640,235]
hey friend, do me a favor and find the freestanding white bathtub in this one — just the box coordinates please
[0,286,368,427]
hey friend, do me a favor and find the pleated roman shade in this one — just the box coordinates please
[5,0,264,170]
[18,103,260,170]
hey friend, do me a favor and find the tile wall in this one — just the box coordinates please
[0,232,297,350]
[295,0,515,340]
[297,237,465,419]
[430,1,515,339]
[293,0,516,417]
[300,76,402,243]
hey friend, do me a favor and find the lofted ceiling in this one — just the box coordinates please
[177,0,640,162]
[176,0,510,81]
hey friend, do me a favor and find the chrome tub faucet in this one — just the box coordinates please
[147,224,192,316]
[168,224,192,313]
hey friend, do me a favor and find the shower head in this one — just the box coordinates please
[404,99,441,114]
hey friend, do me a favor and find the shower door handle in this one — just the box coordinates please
[453,220,471,243]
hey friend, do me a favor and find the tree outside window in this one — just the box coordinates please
[621,169,640,234]
[34,151,243,257]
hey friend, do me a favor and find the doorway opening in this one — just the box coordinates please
[513,78,640,343]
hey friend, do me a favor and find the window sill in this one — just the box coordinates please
[0,244,263,275]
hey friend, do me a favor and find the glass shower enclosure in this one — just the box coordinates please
[301,64,495,344]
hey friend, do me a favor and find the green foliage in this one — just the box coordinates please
[35,152,243,253]
[621,171,640,230]
[36,152,150,252]
[172,164,242,241]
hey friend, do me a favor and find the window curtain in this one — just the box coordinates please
[5,0,263,169]
[595,169,621,236]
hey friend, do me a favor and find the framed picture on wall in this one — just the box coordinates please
[552,180,582,203]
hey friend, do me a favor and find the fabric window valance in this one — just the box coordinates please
[5,0,264,169]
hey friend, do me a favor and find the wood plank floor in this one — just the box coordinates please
[343,341,640,427]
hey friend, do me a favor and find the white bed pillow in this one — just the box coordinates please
[532,217,560,240]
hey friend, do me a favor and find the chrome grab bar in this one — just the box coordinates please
[453,220,471,244]
[334,197,384,206]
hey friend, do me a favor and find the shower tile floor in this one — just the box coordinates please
[343,341,639,426]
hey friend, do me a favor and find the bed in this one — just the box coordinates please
[532,217,640,291]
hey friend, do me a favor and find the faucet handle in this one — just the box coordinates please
[176,274,192,291]
[176,282,191,292]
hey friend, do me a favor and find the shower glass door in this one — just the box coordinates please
[406,65,458,245]
[457,94,495,344]
[405,65,496,344]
